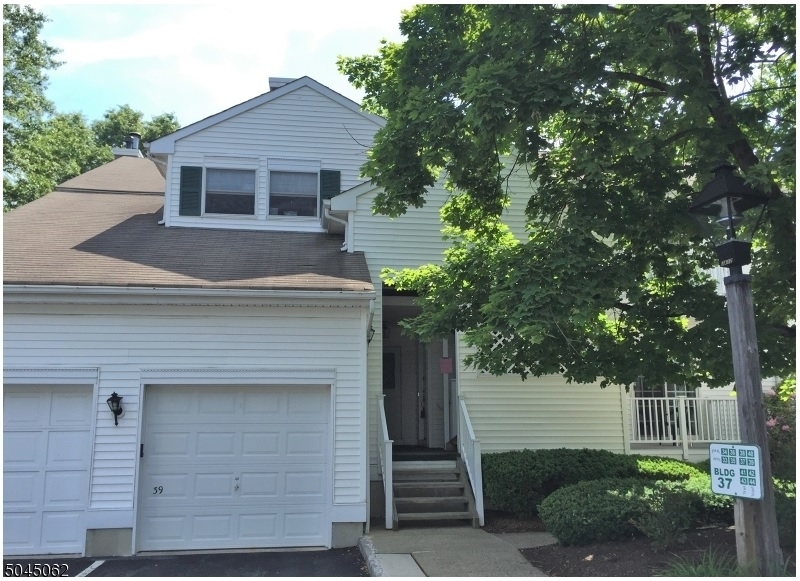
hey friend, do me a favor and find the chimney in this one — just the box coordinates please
[112,131,144,159]
[269,77,297,91]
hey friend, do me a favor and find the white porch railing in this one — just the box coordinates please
[377,395,394,530]
[629,396,740,458]
[457,396,484,526]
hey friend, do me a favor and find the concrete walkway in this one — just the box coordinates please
[359,525,557,577]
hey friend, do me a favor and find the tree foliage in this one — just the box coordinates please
[3,6,181,211]
[339,4,795,388]
[91,105,180,152]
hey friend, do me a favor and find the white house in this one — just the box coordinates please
[3,77,741,557]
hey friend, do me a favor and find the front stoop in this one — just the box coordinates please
[391,458,480,529]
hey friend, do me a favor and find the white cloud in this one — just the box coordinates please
[36,2,413,123]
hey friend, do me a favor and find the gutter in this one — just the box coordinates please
[4,284,375,306]
[324,206,350,252]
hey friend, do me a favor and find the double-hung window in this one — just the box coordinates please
[205,168,256,215]
[269,171,318,217]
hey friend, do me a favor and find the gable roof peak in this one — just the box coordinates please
[148,76,385,155]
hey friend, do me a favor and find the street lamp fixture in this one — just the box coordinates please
[689,162,782,575]
[688,162,769,268]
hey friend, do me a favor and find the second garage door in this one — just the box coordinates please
[138,385,330,552]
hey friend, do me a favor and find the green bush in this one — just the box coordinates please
[631,488,697,549]
[658,473,734,525]
[537,478,650,545]
[635,456,704,481]
[482,448,700,517]
[764,381,796,481]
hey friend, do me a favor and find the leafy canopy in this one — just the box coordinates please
[3,6,181,211]
[339,4,795,388]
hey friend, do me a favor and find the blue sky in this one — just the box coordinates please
[32,2,414,128]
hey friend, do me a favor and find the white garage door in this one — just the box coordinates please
[138,385,330,552]
[3,386,93,556]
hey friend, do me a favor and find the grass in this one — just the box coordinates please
[657,547,794,577]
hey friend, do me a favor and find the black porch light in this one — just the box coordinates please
[106,392,123,426]
[688,163,769,268]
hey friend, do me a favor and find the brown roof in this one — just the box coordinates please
[4,160,373,293]
[57,155,166,194]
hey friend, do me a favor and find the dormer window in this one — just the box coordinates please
[206,169,256,215]
[269,171,317,217]
[177,162,340,221]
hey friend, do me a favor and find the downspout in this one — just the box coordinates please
[324,206,350,253]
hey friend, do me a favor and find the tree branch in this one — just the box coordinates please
[612,71,672,93]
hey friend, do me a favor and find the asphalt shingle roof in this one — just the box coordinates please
[4,157,373,293]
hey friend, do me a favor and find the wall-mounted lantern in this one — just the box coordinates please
[106,392,124,426]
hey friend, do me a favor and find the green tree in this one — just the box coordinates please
[339,4,795,388]
[3,4,61,209]
[4,112,113,208]
[91,105,180,152]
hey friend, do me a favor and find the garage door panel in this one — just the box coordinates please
[241,431,280,456]
[43,471,87,506]
[242,391,282,415]
[4,432,43,466]
[139,385,330,551]
[4,393,46,427]
[194,473,237,499]
[40,511,84,546]
[239,472,278,498]
[47,431,90,464]
[196,431,237,457]
[50,393,93,425]
[4,473,40,507]
[3,512,37,548]
[4,386,91,556]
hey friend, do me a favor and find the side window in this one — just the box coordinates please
[205,168,256,215]
[269,171,318,217]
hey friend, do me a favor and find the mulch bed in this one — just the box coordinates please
[483,510,795,577]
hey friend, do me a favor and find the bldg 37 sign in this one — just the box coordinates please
[709,443,763,500]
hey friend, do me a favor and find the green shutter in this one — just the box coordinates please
[179,166,202,216]
[319,170,341,216]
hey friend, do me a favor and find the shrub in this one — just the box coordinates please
[537,478,650,545]
[631,488,697,549]
[658,473,734,525]
[764,380,796,481]
[482,448,700,517]
[482,448,637,517]
[635,456,704,482]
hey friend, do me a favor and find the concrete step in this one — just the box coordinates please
[396,511,475,521]
[393,482,465,497]
[392,468,460,482]
[395,496,469,514]
[393,460,458,471]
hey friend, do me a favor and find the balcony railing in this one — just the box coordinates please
[629,396,740,458]
[458,396,484,526]
[377,395,394,530]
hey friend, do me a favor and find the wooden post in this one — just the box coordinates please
[724,269,784,575]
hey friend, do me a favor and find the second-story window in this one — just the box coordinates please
[269,171,318,217]
[205,168,256,215]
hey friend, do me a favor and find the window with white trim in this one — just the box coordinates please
[205,168,256,215]
[269,171,318,217]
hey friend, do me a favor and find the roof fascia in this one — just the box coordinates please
[149,76,385,154]
[331,180,380,212]
[4,284,374,308]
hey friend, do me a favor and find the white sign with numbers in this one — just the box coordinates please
[709,443,763,499]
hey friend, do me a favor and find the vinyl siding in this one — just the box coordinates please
[457,343,626,453]
[3,302,367,512]
[166,85,380,230]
